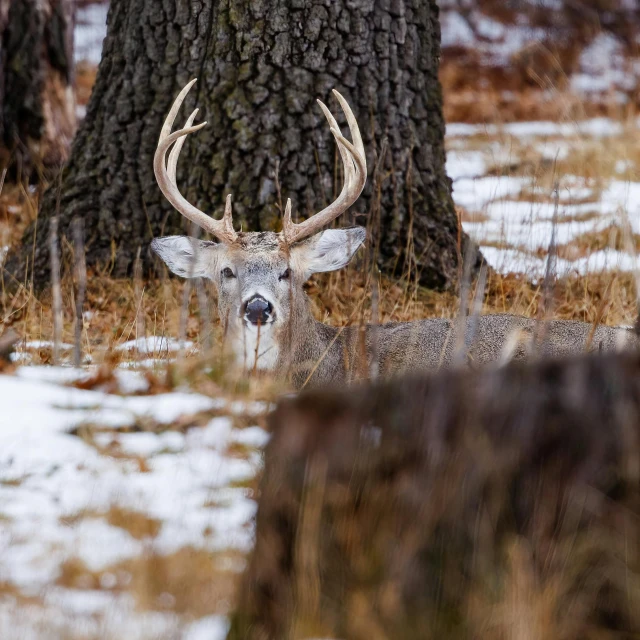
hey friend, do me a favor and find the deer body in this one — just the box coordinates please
[151,81,637,390]
[273,289,638,387]
[280,313,636,388]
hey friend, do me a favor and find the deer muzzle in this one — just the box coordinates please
[243,295,274,326]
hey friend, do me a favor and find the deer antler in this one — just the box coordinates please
[281,90,367,245]
[154,79,237,244]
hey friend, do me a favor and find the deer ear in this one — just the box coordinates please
[295,227,366,277]
[151,236,219,278]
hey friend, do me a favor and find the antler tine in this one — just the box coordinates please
[317,101,356,191]
[282,197,293,230]
[154,80,237,244]
[168,108,198,183]
[332,89,366,172]
[160,79,197,139]
[222,194,235,238]
[281,92,366,245]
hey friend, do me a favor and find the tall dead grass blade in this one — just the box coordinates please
[178,223,199,362]
[369,266,380,381]
[465,261,488,357]
[73,218,87,367]
[535,178,560,351]
[49,216,63,365]
[453,244,474,366]
[134,246,145,357]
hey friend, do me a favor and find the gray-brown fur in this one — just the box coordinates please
[282,310,638,388]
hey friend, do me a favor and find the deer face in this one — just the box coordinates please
[151,227,365,369]
[152,81,367,370]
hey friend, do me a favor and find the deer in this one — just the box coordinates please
[151,80,639,389]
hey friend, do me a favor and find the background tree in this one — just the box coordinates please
[0,0,76,175]
[6,0,480,289]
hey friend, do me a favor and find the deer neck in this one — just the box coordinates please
[275,299,343,385]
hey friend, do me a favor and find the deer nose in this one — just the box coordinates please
[243,295,274,325]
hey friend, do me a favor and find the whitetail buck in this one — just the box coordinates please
[152,80,638,388]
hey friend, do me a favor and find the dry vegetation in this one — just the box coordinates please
[3,15,640,375]
[2,239,639,375]
[439,0,640,123]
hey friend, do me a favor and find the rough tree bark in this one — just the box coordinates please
[0,0,76,173]
[7,0,480,289]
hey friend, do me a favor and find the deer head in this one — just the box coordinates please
[151,80,367,370]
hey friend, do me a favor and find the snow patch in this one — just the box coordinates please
[440,12,475,48]
[75,3,109,65]
[117,336,194,354]
[446,118,625,139]
[0,366,268,634]
[446,117,640,278]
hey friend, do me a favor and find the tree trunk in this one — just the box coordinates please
[0,0,76,174]
[7,0,479,289]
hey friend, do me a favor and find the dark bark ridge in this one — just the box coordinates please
[12,0,476,290]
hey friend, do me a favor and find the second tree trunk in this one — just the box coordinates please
[0,0,76,174]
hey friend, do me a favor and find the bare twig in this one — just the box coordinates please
[178,223,199,361]
[196,278,212,354]
[273,158,284,218]
[366,138,388,276]
[72,218,87,367]
[463,261,488,359]
[49,216,63,365]
[535,179,560,352]
[453,245,474,366]
[617,207,640,335]
[134,246,145,356]
[369,267,380,381]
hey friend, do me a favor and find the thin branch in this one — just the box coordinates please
[49,217,63,365]
[72,218,87,367]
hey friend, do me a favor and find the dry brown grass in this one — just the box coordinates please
[75,62,98,108]
[3,57,639,377]
[1,140,638,370]
[3,256,638,384]
[106,506,162,540]
[56,546,242,617]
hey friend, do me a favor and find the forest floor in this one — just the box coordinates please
[1,4,640,639]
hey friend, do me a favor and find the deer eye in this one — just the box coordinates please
[279,268,290,281]
[222,267,235,279]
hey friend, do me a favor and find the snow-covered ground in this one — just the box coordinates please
[446,119,640,279]
[0,364,269,639]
